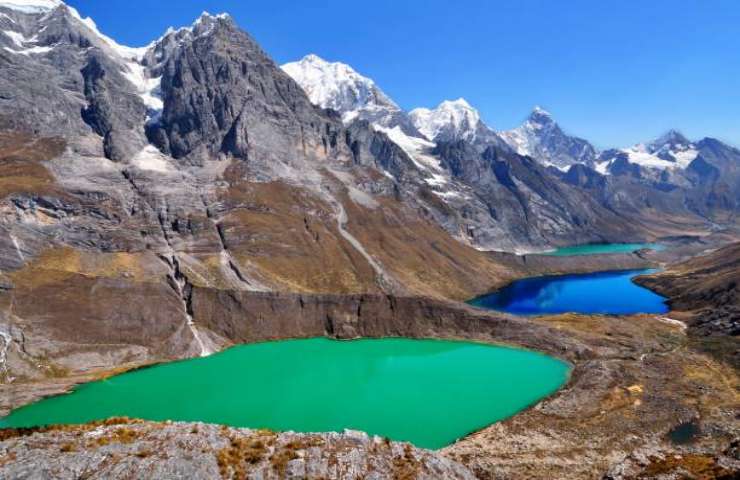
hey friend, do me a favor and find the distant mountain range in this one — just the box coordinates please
[282,54,739,243]
[283,54,738,178]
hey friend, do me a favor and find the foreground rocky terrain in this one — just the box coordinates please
[0,420,477,479]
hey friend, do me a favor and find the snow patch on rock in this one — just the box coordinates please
[3,43,52,54]
[373,125,448,185]
[131,145,173,173]
[0,0,61,13]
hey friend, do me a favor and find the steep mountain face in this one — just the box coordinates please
[0,0,150,160]
[145,16,348,170]
[500,107,598,170]
[432,141,641,247]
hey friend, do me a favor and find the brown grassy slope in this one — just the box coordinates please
[218,179,380,295]
[639,242,740,310]
[0,132,66,199]
[342,193,516,300]
[217,161,518,299]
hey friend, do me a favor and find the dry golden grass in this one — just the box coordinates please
[216,434,271,479]
[219,180,378,294]
[340,192,515,300]
[9,247,163,288]
[214,160,518,299]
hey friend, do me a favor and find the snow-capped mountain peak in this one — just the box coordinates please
[500,106,597,169]
[613,130,698,170]
[409,98,481,142]
[530,105,552,119]
[281,54,400,124]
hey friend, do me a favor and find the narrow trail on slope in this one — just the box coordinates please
[329,195,396,292]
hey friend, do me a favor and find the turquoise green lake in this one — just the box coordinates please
[0,338,570,449]
[542,242,664,256]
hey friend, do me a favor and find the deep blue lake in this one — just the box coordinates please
[469,269,669,316]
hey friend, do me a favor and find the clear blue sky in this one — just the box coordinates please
[66,0,740,148]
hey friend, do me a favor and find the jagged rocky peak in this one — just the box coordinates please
[500,106,598,170]
[648,129,692,152]
[144,12,355,166]
[409,98,482,142]
[140,11,235,80]
[528,105,554,124]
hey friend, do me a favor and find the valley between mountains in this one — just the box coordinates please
[0,1,737,479]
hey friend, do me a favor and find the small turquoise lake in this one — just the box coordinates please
[470,269,669,316]
[542,243,664,256]
[0,338,570,449]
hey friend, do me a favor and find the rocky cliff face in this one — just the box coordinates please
[146,16,342,168]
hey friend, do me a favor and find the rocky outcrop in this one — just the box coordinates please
[147,15,338,164]
[0,419,476,479]
[190,289,583,359]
